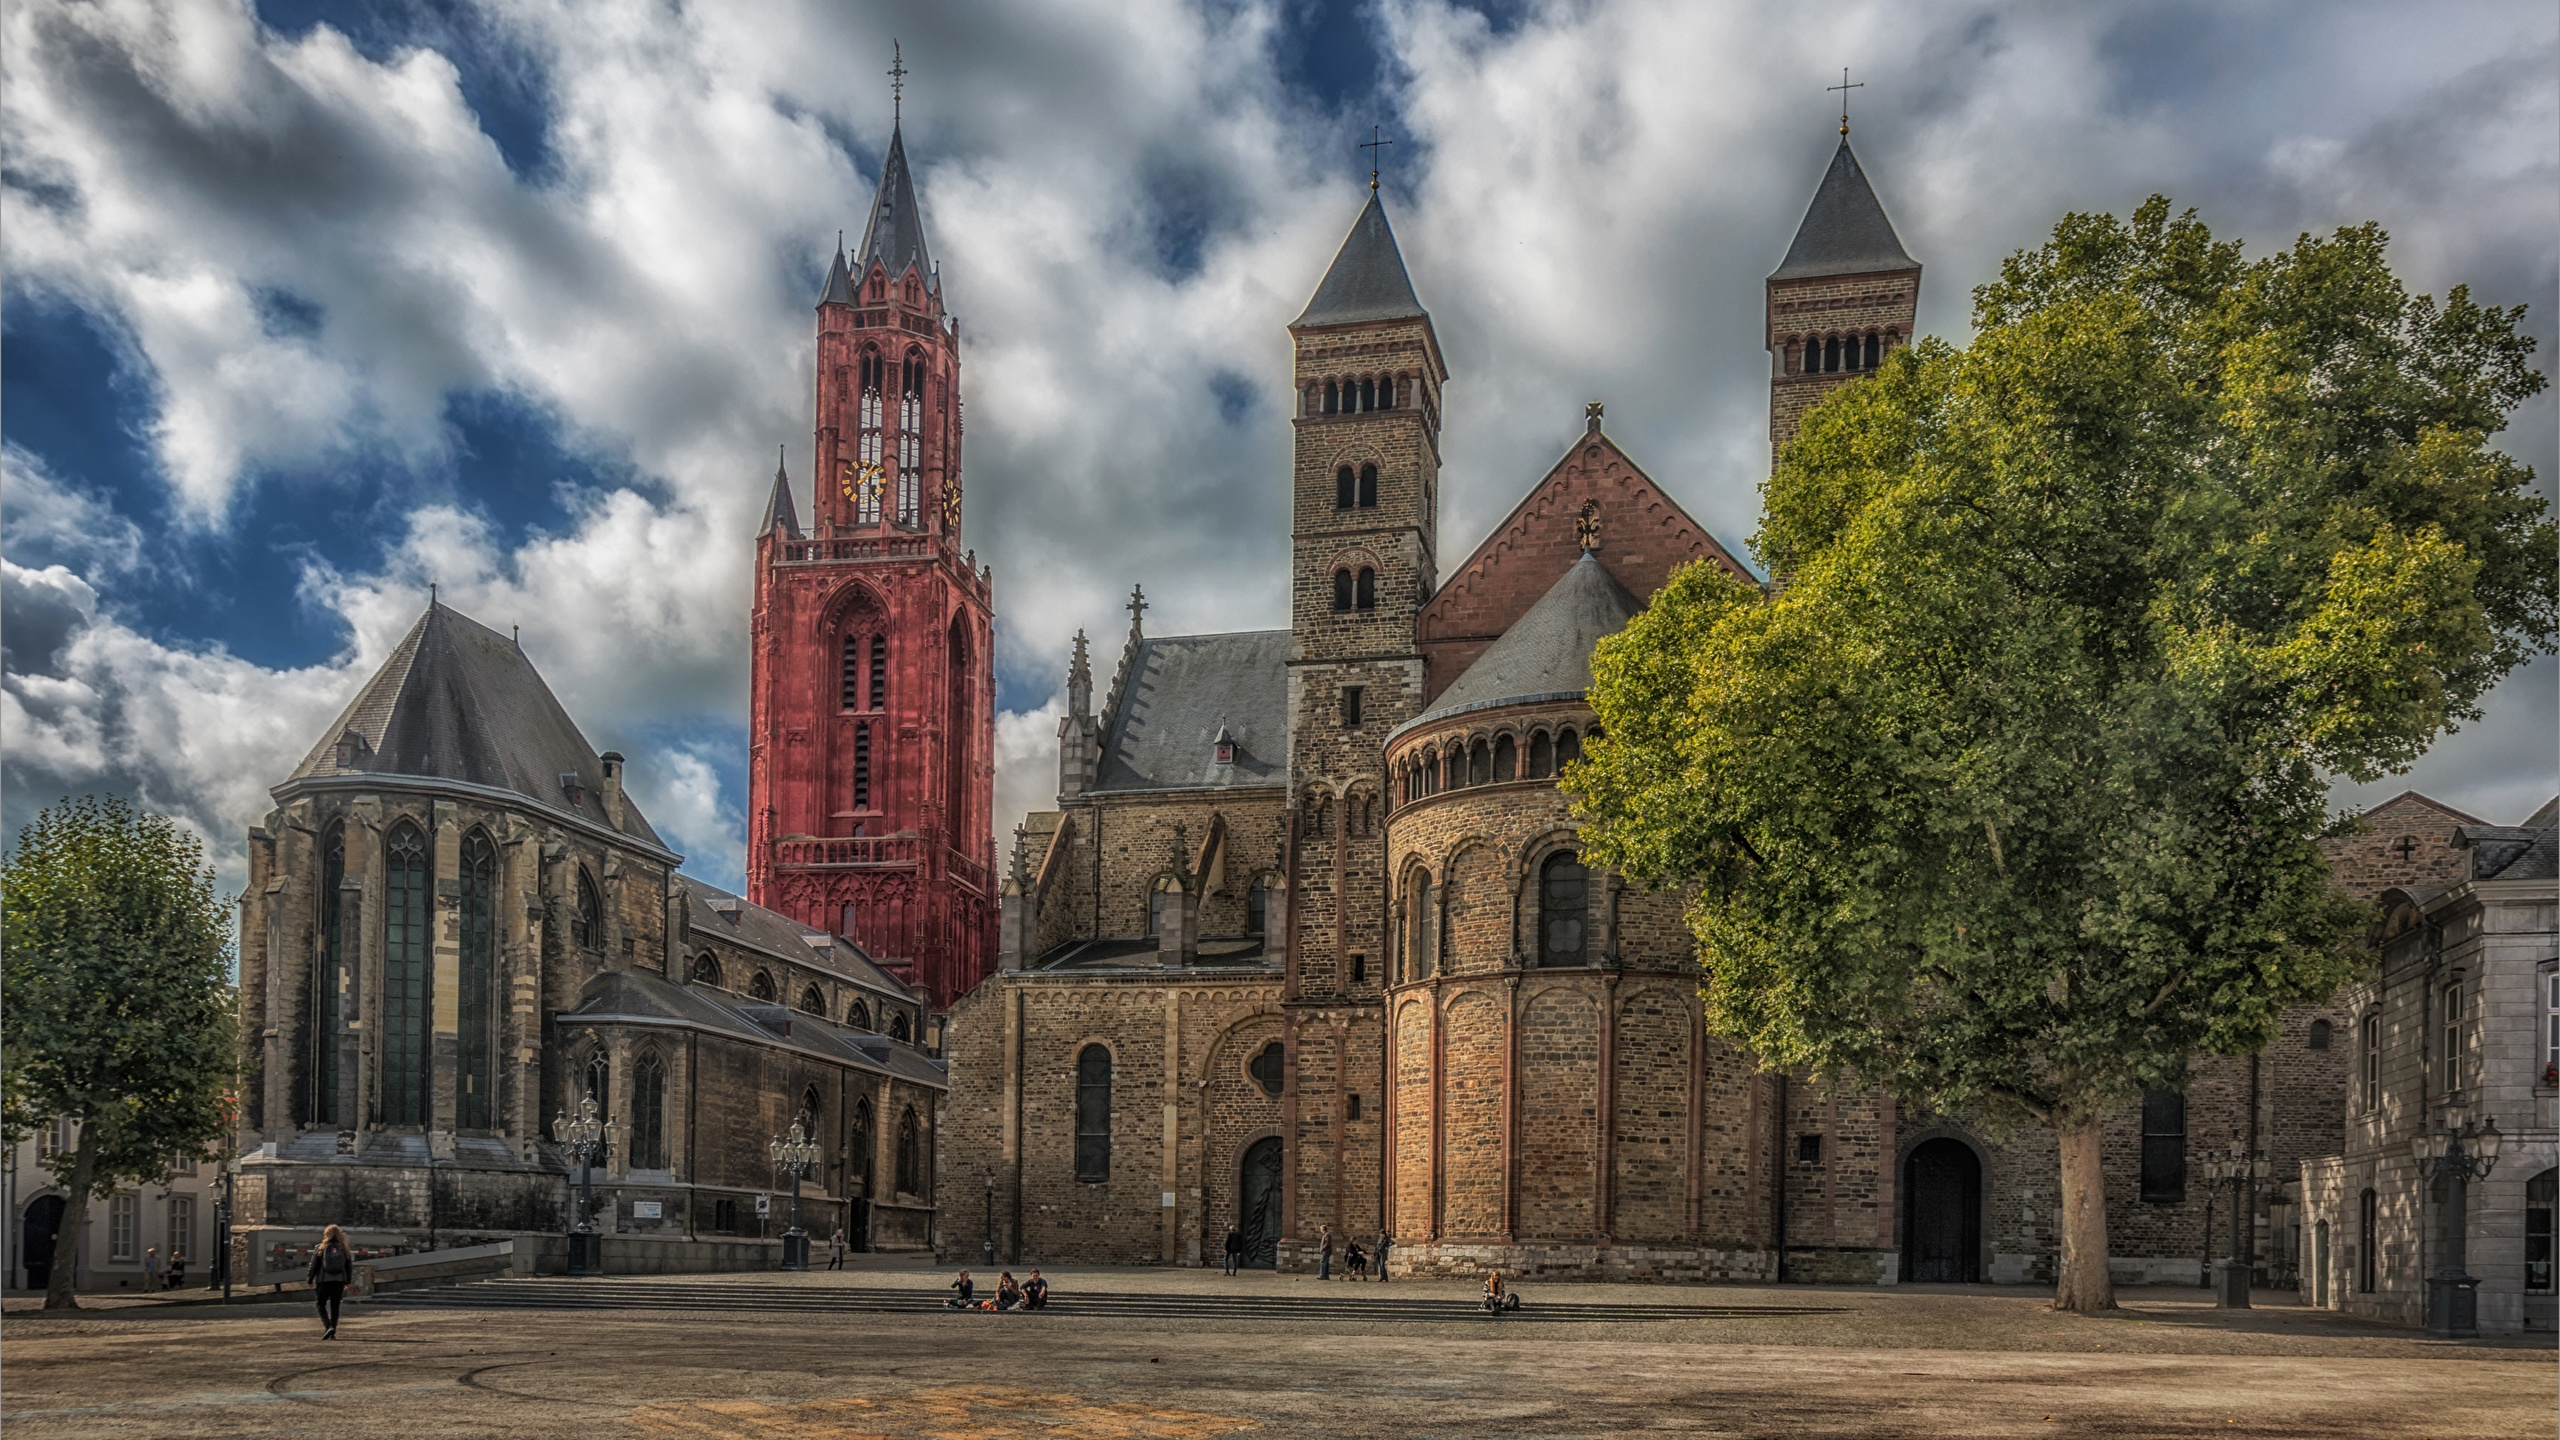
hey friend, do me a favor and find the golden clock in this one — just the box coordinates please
[840,459,885,504]
[940,479,962,528]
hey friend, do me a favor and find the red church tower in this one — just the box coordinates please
[747,112,997,1009]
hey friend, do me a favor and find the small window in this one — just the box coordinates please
[2139,1089,2186,1203]
[1357,464,1378,508]
[691,954,721,985]
[2361,1016,2381,1112]
[750,971,777,1003]
[841,635,862,709]
[2547,970,2560,1073]
[889,1011,911,1042]
[2308,1019,2332,1051]
[1351,953,1366,984]
[1539,852,1588,966]
[1332,569,1353,612]
[802,1084,823,1128]
[1323,380,1339,415]
[1360,377,1376,412]
[1556,728,1582,769]
[1075,1045,1112,1181]
[108,1193,137,1261]
[1797,1134,1823,1163]
[572,868,602,949]
[1493,734,1516,781]
[1468,739,1490,786]
[1529,731,1554,779]
[1341,686,1363,729]
[847,999,872,1031]
[1355,566,1376,610]
[1348,1093,1363,1119]
[714,1197,738,1233]
[2528,1168,2556,1295]
[1335,465,1355,509]
[1248,882,1267,937]
[1249,1041,1285,1097]
[798,985,825,1015]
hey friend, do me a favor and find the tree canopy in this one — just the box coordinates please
[1573,198,2553,1309]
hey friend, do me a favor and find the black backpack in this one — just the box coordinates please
[319,1244,350,1281]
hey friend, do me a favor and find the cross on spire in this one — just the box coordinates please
[1127,584,1148,634]
[888,40,908,120]
[1828,66,1864,136]
[1360,125,1393,192]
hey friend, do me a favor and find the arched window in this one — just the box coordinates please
[1360,377,1376,411]
[2308,1018,2332,1050]
[853,721,872,809]
[946,614,973,842]
[1332,568,1354,612]
[307,824,347,1128]
[572,867,601,950]
[750,971,777,1003]
[631,1053,668,1169]
[584,1050,611,1117]
[1864,332,1881,369]
[457,829,498,1130]
[1555,728,1582,769]
[896,349,924,525]
[1380,375,1397,409]
[691,953,722,986]
[1335,465,1355,510]
[802,1083,824,1131]
[382,820,431,1127]
[1323,379,1339,415]
[1075,1044,1112,1181]
[1823,335,1841,372]
[869,634,888,710]
[1357,464,1378,508]
[1355,567,1376,610]
[1468,739,1490,786]
[851,1097,876,1195]
[1414,873,1438,979]
[1539,851,1588,966]
[896,1106,922,1195]
[889,1011,912,1043]
[856,348,885,524]
[1493,734,1517,781]
[798,984,825,1015]
[846,998,872,1031]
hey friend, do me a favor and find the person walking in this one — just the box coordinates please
[827,1228,847,1271]
[1318,1225,1333,1281]
[308,1226,353,1339]
[143,1246,164,1291]
[1222,1225,1243,1277]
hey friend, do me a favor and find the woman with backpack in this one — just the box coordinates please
[307,1225,353,1339]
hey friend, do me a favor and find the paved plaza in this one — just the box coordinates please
[2,1264,2548,1438]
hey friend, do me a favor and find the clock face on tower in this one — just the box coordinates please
[940,478,962,529]
[841,460,885,504]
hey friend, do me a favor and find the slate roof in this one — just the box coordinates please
[281,602,667,851]
[557,967,946,1089]
[1408,552,1640,729]
[1033,936,1276,972]
[1093,631,1290,793]
[679,876,913,1003]
[855,124,932,283]
[1770,138,1916,281]
[1293,191,1428,328]
[817,241,855,306]
[2460,824,2557,883]
[760,449,801,537]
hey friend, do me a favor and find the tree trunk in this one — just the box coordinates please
[2052,1117,2115,1313]
[45,1126,97,1311]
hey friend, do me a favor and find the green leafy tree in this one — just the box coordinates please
[1575,199,2554,1312]
[3,795,237,1309]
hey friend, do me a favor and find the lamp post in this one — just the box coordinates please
[769,1119,820,1272]
[215,1158,239,1301]
[2413,1105,2502,1339]
[983,1170,996,1267]
[2199,1144,2272,1308]
[552,1095,607,1277]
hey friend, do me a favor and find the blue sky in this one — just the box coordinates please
[6,0,2554,903]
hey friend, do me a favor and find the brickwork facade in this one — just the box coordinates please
[1764,268,1918,459]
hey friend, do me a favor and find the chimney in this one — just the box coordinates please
[598,752,626,829]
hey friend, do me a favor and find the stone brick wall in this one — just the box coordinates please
[1764,267,1919,460]
[1042,792,1289,944]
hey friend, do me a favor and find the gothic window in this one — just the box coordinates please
[382,820,431,1127]
[857,349,885,525]
[1468,739,1490,786]
[896,1106,922,1195]
[2528,1169,2556,1295]
[847,999,871,1031]
[1493,734,1517,781]
[2308,1019,2332,1050]
[896,350,924,526]
[851,1097,875,1194]
[1332,568,1353,611]
[691,953,721,986]
[1556,728,1582,769]
[1249,1041,1285,1096]
[1355,566,1376,610]
[854,721,873,809]
[750,971,777,1003]
[841,635,862,710]
[802,1084,824,1131]
[946,615,972,840]
[1539,851,1588,966]
[308,824,347,1128]
[631,1053,668,1169]
[584,1050,611,1121]
[572,867,602,950]
[798,984,825,1015]
[2138,1088,2186,1203]
[1335,465,1355,510]
[458,829,498,1130]
[1248,879,1268,936]
[2358,1188,2378,1292]
[1075,1045,1112,1181]
[889,1011,911,1043]
[869,634,888,709]
[1357,463,1378,508]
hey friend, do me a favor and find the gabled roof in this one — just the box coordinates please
[1411,553,1639,728]
[855,123,932,283]
[281,602,666,850]
[1292,191,1427,328]
[760,449,801,538]
[678,875,912,1002]
[1770,138,1916,281]
[1092,631,1290,793]
[556,967,945,1089]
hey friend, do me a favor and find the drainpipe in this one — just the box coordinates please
[1774,1071,1789,1283]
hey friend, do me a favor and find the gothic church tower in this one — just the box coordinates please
[1280,190,1447,1246]
[1765,128,1919,458]
[748,111,998,1009]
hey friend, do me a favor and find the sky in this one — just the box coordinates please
[5,0,2555,911]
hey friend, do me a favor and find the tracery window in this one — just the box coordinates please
[889,1011,912,1043]
[851,1097,876,1194]
[631,1053,668,1169]
[896,1106,922,1195]
[308,824,347,1127]
[847,999,872,1031]
[572,867,602,950]
[382,820,431,1127]
[750,971,777,1003]
[457,828,498,1129]
[798,985,826,1015]
[896,350,924,525]
[1075,1045,1112,1181]
[856,348,885,525]
[691,953,722,986]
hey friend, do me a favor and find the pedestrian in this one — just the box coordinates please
[167,1249,188,1291]
[1320,1225,1337,1280]
[827,1228,846,1271]
[143,1245,163,1290]
[1373,1231,1390,1282]
[1023,1269,1050,1310]
[307,1225,353,1339]
[947,1269,976,1309]
[1222,1224,1243,1277]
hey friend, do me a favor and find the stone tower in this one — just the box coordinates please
[1279,189,1448,1254]
[1765,130,1919,459]
[747,114,998,1009]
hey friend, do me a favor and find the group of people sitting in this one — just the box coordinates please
[945,1268,1050,1311]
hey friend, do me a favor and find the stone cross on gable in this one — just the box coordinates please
[2394,834,2419,862]
[1127,584,1148,637]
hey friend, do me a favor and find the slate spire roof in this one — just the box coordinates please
[855,122,933,284]
[281,601,668,850]
[1413,552,1641,725]
[760,446,801,538]
[817,233,854,307]
[1770,137,1916,281]
[1293,190,1428,328]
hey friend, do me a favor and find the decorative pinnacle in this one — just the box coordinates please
[1126,584,1148,636]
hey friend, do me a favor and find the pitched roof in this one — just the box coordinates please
[760,449,801,538]
[678,875,913,1002]
[1092,631,1290,793]
[556,968,945,1089]
[817,239,854,307]
[1770,138,1916,281]
[1293,191,1427,328]
[1412,553,1640,727]
[281,602,667,850]
[855,124,932,283]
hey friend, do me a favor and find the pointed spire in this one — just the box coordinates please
[1770,137,1915,281]
[1067,628,1093,718]
[1292,190,1427,328]
[760,445,801,538]
[818,230,853,307]
[856,122,933,283]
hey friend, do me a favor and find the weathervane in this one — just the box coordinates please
[1828,67,1863,136]
[888,40,908,120]
[1360,125,1393,192]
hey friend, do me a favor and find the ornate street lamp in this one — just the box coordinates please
[2413,1105,2503,1339]
[770,1118,821,1272]
[553,1095,608,1277]
[2199,1143,2272,1309]
[983,1170,996,1267]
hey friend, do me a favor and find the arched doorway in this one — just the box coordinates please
[1902,1138,1981,1283]
[1238,1137,1283,1270]
[22,1195,67,1292]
